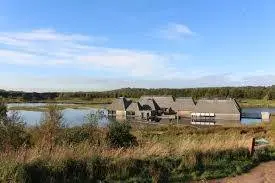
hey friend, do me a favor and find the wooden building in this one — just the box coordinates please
[108,97,132,116]
[192,98,241,124]
[139,96,174,114]
[171,97,196,118]
[126,102,142,117]
[138,98,159,119]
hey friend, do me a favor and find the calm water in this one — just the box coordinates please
[241,108,275,124]
[7,103,274,126]
[7,103,109,127]
[8,109,109,127]
[242,108,275,114]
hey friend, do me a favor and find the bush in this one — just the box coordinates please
[0,102,30,150]
[106,120,137,148]
[0,101,7,122]
[83,110,105,128]
[38,105,65,148]
[57,126,105,146]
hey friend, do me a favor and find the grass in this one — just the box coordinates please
[8,103,107,112]
[5,97,114,104]
[239,99,275,108]
[1,147,274,183]
[0,123,274,182]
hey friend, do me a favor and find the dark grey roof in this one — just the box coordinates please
[194,99,241,114]
[126,102,142,112]
[138,97,159,111]
[108,97,132,111]
[171,97,195,111]
[142,99,158,111]
[139,95,174,109]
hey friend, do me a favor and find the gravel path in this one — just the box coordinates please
[206,161,275,183]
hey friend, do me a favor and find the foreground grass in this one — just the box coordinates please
[1,147,274,183]
[1,124,275,182]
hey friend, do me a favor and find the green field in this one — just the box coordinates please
[8,103,107,112]
[238,99,275,108]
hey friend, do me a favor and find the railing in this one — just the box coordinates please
[191,115,216,125]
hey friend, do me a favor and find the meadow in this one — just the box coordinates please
[0,103,275,182]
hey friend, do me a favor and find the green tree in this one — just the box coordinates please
[264,91,272,100]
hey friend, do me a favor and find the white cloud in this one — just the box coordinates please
[0,29,106,42]
[0,28,185,78]
[158,23,195,40]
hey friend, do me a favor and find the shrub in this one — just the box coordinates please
[0,102,30,150]
[106,120,137,148]
[83,110,105,128]
[38,105,65,149]
[57,126,105,146]
[0,101,7,122]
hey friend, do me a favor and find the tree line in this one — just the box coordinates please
[1,86,275,101]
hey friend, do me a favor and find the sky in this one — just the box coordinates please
[0,0,275,91]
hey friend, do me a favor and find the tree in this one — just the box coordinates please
[264,91,272,100]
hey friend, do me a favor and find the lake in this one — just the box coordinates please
[242,107,275,114]
[7,103,274,126]
[7,103,109,127]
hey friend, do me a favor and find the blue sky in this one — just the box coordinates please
[0,0,275,91]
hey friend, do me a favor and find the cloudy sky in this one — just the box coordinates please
[0,0,275,91]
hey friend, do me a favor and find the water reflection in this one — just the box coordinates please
[8,109,109,127]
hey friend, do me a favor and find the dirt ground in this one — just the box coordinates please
[205,161,275,183]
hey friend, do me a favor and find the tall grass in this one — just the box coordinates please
[0,147,274,182]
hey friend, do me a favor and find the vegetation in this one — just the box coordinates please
[2,86,275,103]
[0,103,274,182]
[8,103,107,112]
[238,99,275,108]
[0,102,30,150]
[106,120,137,148]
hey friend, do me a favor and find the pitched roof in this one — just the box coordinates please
[126,102,142,111]
[138,97,159,111]
[171,97,195,111]
[143,99,159,110]
[139,95,174,108]
[194,98,241,114]
[108,97,132,111]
